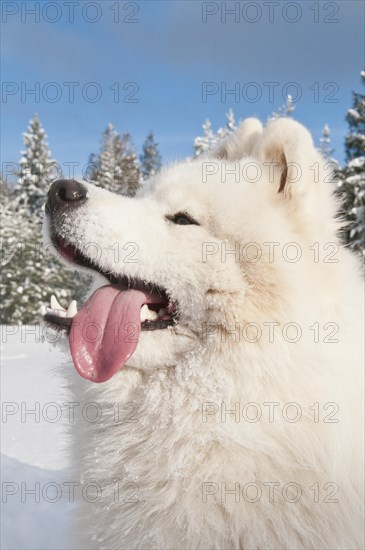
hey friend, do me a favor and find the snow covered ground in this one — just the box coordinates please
[1,326,74,550]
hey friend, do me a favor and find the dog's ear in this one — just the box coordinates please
[213,118,263,161]
[253,118,339,231]
[254,118,317,198]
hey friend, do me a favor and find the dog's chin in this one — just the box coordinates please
[125,327,197,372]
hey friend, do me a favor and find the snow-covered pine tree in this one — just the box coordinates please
[268,95,295,121]
[114,131,140,196]
[1,195,49,324]
[86,124,120,191]
[0,177,12,201]
[0,123,89,324]
[225,108,236,132]
[337,71,365,258]
[1,198,89,324]
[318,124,340,175]
[87,152,99,183]
[139,132,162,180]
[193,119,217,157]
[319,124,335,160]
[194,109,237,157]
[98,123,119,192]
[89,124,140,196]
[346,71,365,161]
[16,115,56,214]
[0,183,24,323]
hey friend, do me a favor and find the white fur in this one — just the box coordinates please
[47,118,364,549]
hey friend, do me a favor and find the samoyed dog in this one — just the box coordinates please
[44,118,364,549]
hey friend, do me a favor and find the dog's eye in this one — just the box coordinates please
[167,212,199,226]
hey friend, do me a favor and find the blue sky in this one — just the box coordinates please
[1,0,364,181]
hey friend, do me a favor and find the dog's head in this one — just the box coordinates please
[44,118,339,383]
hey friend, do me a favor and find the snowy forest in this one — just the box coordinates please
[1,71,364,324]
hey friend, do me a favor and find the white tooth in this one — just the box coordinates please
[140,304,149,322]
[50,295,65,311]
[66,300,78,318]
[158,308,166,318]
[147,308,158,321]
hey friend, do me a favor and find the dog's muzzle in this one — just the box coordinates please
[43,179,180,383]
[45,179,87,215]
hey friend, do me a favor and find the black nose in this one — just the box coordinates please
[45,179,87,214]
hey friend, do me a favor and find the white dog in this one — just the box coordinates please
[44,118,364,549]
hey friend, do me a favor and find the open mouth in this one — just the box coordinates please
[44,234,178,383]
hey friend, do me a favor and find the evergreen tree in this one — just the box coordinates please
[0,198,89,324]
[337,71,365,258]
[0,122,89,324]
[225,108,236,132]
[16,115,56,214]
[194,119,217,157]
[89,124,140,196]
[0,177,12,202]
[194,109,237,157]
[115,131,140,196]
[345,72,365,161]
[140,132,162,179]
[319,124,335,160]
[268,95,295,121]
[318,124,339,175]
[99,123,119,192]
[86,152,99,183]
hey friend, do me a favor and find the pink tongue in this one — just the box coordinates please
[69,286,149,383]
